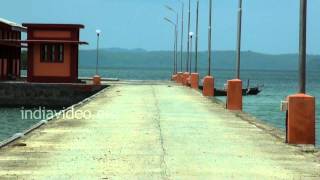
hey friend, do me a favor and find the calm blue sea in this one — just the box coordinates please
[1,67,319,147]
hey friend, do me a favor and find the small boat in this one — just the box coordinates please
[199,80,263,97]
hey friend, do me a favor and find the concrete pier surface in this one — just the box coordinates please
[0,82,319,179]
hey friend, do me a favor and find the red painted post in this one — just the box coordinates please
[176,72,183,84]
[202,76,214,96]
[227,79,243,111]
[287,94,315,145]
[93,75,101,85]
[171,74,177,81]
[190,73,199,89]
[285,0,315,145]
[183,72,189,86]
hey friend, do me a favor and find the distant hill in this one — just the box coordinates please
[79,48,320,71]
[21,48,320,71]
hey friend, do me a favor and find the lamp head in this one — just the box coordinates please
[189,32,194,37]
[96,29,101,35]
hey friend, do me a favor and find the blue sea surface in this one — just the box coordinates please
[1,67,319,147]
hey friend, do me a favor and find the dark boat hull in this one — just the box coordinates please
[199,86,261,96]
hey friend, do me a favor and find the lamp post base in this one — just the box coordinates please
[183,72,190,86]
[93,75,101,85]
[227,79,243,111]
[176,72,183,84]
[286,93,315,145]
[171,74,178,81]
[202,76,214,97]
[190,73,199,89]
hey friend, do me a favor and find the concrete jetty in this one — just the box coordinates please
[0,81,319,179]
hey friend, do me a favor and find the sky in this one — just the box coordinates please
[1,0,320,54]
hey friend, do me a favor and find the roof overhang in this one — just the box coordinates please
[0,39,88,45]
[22,23,85,29]
[0,18,27,32]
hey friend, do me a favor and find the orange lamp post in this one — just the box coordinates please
[190,0,200,90]
[286,0,315,145]
[227,0,243,111]
[202,0,214,97]
[93,29,101,85]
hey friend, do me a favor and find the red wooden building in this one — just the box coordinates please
[0,18,26,80]
[22,23,87,83]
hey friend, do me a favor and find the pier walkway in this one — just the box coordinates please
[0,82,320,179]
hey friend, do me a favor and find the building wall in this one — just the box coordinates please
[32,44,71,77]
[0,27,21,80]
[27,27,80,83]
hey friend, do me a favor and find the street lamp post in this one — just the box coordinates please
[195,0,199,73]
[202,0,214,96]
[96,29,101,75]
[189,32,194,73]
[93,29,102,85]
[299,0,307,94]
[285,0,315,145]
[182,0,191,85]
[226,0,243,111]
[190,0,200,90]
[180,1,184,73]
[176,1,185,84]
[164,17,178,79]
[165,5,179,78]
[207,0,212,76]
[175,14,179,74]
[186,0,191,72]
[236,0,242,79]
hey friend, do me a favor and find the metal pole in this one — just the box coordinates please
[173,27,176,74]
[186,0,191,72]
[96,33,99,75]
[195,0,199,73]
[208,0,212,76]
[190,35,193,72]
[164,17,177,75]
[176,14,179,73]
[180,2,184,72]
[189,35,192,73]
[236,0,242,79]
[299,0,307,93]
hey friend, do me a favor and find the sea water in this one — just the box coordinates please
[1,68,319,147]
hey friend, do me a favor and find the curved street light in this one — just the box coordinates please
[186,0,191,73]
[236,0,242,79]
[95,29,101,75]
[165,5,179,74]
[178,1,184,73]
[189,31,194,73]
[164,17,178,74]
[207,0,212,76]
[195,0,199,73]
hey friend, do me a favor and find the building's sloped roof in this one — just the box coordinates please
[0,18,27,32]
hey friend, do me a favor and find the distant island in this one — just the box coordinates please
[21,48,320,71]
